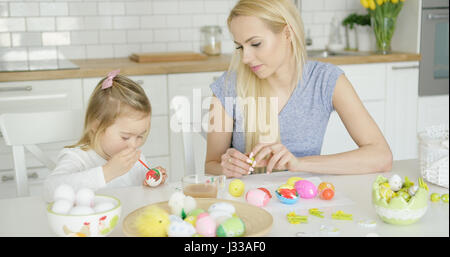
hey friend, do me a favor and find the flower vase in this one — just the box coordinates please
[372,16,397,54]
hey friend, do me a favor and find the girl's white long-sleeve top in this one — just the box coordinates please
[43,147,149,202]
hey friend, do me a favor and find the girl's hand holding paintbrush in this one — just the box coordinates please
[102,147,141,183]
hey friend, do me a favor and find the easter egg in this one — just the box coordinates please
[441,194,449,203]
[208,202,235,215]
[229,179,245,197]
[53,184,75,204]
[286,177,303,186]
[294,180,318,199]
[188,208,205,218]
[274,190,298,205]
[388,174,403,192]
[195,213,216,237]
[245,188,271,207]
[51,199,73,214]
[184,216,197,226]
[216,217,245,237]
[318,182,335,192]
[94,202,115,213]
[257,187,272,198]
[320,188,335,200]
[145,168,162,187]
[397,191,411,202]
[209,211,232,225]
[430,193,440,203]
[379,184,395,202]
[69,205,95,215]
[168,221,196,237]
[75,188,95,207]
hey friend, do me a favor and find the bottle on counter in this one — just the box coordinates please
[200,25,222,56]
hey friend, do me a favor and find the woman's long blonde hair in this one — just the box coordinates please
[67,74,152,152]
[227,0,307,154]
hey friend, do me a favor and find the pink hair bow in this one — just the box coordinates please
[101,69,120,89]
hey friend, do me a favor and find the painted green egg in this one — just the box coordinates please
[188,208,205,217]
[216,217,245,237]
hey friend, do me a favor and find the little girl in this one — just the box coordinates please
[44,70,167,202]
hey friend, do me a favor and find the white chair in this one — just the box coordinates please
[0,110,83,197]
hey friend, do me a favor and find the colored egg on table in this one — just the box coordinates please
[216,217,245,237]
[208,202,235,215]
[245,188,271,207]
[228,179,245,197]
[318,182,335,200]
[188,208,205,218]
[430,193,441,203]
[294,180,318,199]
[195,213,216,237]
[442,194,449,203]
[274,190,299,205]
[286,177,303,186]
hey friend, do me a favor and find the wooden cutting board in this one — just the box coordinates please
[129,52,208,63]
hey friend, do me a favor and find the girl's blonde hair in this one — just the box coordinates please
[68,74,152,151]
[227,0,307,154]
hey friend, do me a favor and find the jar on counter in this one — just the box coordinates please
[200,26,222,56]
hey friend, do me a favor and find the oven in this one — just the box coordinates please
[419,0,449,96]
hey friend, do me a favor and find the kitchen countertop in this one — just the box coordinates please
[0,159,447,237]
[0,52,421,83]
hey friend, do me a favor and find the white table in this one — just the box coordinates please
[0,159,448,237]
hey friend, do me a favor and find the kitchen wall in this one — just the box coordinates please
[0,0,371,63]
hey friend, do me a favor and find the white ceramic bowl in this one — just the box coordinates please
[47,195,122,237]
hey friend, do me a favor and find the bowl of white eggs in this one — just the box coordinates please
[47,184,122,237]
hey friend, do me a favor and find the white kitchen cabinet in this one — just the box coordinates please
[0,79,83,188]
[321,63,387,155]
[385,62,420,160]
[168,71,224,182]
[321,62,420,161]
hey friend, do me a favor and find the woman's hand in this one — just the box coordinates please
[103,147,141,183]
[143,166,168,186]
[251,143,298,174]
[220,148,254,178]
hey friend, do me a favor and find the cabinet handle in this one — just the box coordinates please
[1,172,38,182]
[391,65,419,70]
[136,80,144,85]
[0,86,33,92]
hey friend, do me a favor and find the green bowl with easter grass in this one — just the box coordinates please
[372,175,428,225]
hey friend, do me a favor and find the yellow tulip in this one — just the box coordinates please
[376,0,383,5]
[369,0,376,10]
[360,0,369,8]
[391,0,399,3]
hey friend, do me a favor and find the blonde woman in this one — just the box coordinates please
[205,0,392,178]
[44,70,167,202]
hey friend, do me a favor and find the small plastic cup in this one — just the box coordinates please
[182,175,226,198]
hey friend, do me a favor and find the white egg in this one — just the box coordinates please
[53,184,75,204]
[388,174,403,192]
[75,188,95,207]
[168,221,196,237]
[209,210,232,225]
[51,199,73,214]
[408,185,419,196]
[69,206,95,215]
[93,202,115,213]
[208,202,235,215]
[169,214,183,223]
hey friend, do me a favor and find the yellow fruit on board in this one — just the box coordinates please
[229,179,245,197]
[286,177,303,186]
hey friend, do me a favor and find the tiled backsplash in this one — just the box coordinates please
[0,0,371,62]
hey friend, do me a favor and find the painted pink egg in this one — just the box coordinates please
[245,188,270,207]
[294,180,318,199]
[195,213,216,237]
